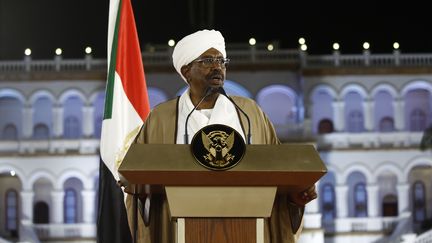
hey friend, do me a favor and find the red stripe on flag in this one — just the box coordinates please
[116,0,150,121]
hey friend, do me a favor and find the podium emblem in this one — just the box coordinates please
[191,124,246,170]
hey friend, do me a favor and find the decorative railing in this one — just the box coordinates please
[317,131,424,149]
[32,223,95,240]
[0,138,100,154]
[324,216,400,233]
[1,48,432,73]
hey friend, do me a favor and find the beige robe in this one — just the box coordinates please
[126,95,304,243]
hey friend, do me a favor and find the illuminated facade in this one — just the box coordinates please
[0,47,431,243]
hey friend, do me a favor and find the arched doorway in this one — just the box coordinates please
[382,194,398,217]
[33,201,49,224]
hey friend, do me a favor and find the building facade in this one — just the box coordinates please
[0,46,431,243]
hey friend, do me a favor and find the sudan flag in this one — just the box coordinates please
[97,0,150,242]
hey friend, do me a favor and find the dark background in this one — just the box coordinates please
[0,0,430,60]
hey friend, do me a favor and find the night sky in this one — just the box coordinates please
[0,0,430,60]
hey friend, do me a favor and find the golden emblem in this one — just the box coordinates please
[201,130,235,168]
[191,124,246,171]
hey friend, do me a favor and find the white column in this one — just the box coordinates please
[82,105,94,137]
[367,184,379,217]
[81,190,96,223]
[332,100,345,132]
[51,190,65,223]
[22,105,34,138]
[363,99,374,131]
[393,98,405,131]
[53,105,64,138]
[20,190,34,222]
[397,183,410,214]
[335,185,348,218]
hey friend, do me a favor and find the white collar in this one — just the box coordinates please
[176,89,245,144]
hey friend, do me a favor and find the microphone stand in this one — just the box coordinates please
[184,87,215,144]
[217,87,252,145]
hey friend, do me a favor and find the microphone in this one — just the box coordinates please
[217,87,252,144]
[184,87,216,144]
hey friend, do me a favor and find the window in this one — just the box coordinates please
[64,116,81,138]
[347,110,364,133]
[64,188,77,223]
[410,109,426,132]
[321,184,336,220]
[6,190,18,231]
[33,123,50,139]
[33,201,49,224]
[379,117,395,132]
[2,123,18,140]
[413,181,426,222]
[318,119,334,134]
[354,183,368,217]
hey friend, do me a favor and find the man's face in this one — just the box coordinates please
[183,48,227,96]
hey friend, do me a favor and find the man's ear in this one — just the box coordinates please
[181,65,190,82]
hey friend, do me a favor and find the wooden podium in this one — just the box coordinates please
[119,143,327,243]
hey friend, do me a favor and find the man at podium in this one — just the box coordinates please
[126,29,317,243]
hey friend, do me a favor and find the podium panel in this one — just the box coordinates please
[166,186,276,217]
[182,218,258,243]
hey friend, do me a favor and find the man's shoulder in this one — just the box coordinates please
[151,97,178,113]
[230,95,256,105]
[230,95,259,109]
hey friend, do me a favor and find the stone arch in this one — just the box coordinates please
[0,163,25,186]
[339,164,374,184]
[309,84,337,103]
[26,170,57,191]
[29,89,56,104]
[57,170,92,190]
[403,156,432,181]
[0,88,26,104]
[340,83,368,100]
[256,84,298,125]
[58,89,87,105]
[401,80,432,97]
[373,163,404,183]
[370,83,398,98]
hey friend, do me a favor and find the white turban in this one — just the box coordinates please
[172,29,226,82]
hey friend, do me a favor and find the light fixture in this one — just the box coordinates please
[298,37,306,45]
[393,42,400,50]
[55,48,62,55]
[168,39,175,47]
[363,42,370,50]
[333,43,340,51]
[85,47,92,54]
[267,44,274,51]
[300,44,307,51]
[24,48,32,56]
[249,38,256,46]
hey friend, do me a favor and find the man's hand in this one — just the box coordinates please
[288,185,318,207]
